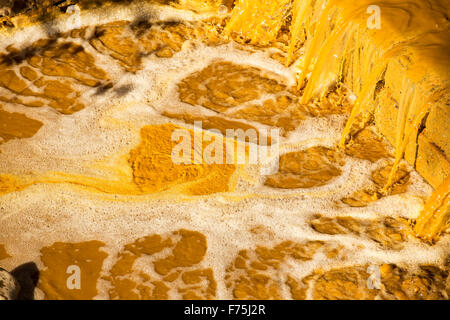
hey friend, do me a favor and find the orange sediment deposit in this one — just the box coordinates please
[0,244,11,261]
[340,189,380,208]
[229,95,308,136]
[225,240,339,299]
[89,19,225,72]
[265,146,345,189]
[0,106,43,145]
[0,40,109,114]
[308,266,380,300]
[0,1,448,301]
[178,61,289,112]
[371,164,410,196]
[176,60,315,136]
[224,0,449,236]
[0,123,239,196]
[225,238,449,299]
[38,241,108,300]
[309,263,449,300]
[341,163,410,207]
[176,62,352,136]
[310,215,414,250]
[35,229,217,300]
[105,229,216,300]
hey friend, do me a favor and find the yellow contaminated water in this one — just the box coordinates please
[264,146,344,189]
[0,1,448,300]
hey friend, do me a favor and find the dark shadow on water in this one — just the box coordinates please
[0,38,58,66]
[94,83,134,97]
[11,262,39,300]
[114,83,133,97]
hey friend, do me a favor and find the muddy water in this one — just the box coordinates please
[0,4,448,300]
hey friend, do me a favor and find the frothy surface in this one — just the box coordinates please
[0,3,448,300]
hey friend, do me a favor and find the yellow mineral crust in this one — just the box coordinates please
[265,146,345,189]
[129,123,237,195]
[39,241,108,300]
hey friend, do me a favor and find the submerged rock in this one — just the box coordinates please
[0,267,20,300]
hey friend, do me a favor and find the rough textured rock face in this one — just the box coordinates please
[0,267,20,300]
